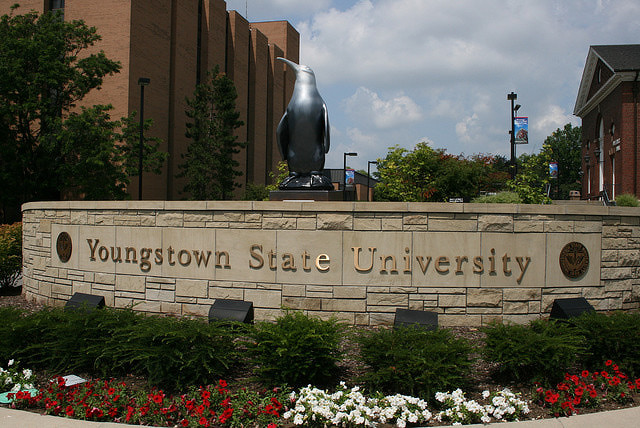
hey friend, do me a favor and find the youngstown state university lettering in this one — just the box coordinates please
[86,239,229,273]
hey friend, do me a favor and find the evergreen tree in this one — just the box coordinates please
[180,66,245,200]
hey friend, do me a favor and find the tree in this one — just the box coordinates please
[374,142,508,202]
[541,123,583,199]
[0,6,130,221]
[508,123,582,202]
[179,66,246,200]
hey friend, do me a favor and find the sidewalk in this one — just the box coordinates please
[1,405,639,428]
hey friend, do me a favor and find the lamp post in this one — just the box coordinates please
[507,92,517,179]
[367,160,378,202]
[137,77,150,200]
[343,152,358,200]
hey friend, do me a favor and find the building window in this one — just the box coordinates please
[598,117,604,193]
[48,0,65,18]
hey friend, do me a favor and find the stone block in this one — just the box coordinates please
[317,214,353,230]
[367,293,407,306]
[503,288,541,301]
[263,217,297,230]
[146,289,175,302]
[176,279,208,298]
[503,301,529,313]
[619,250,640,266]
[282,284,305,297]
[429,219,477,231]
[478,215,513,232]
[333,286,366,299]
[245,289,282,308]
[369,312,395,326]
[439,314,482,327]
[514,221,544,233]
[467,288,502,307]
[439,294,466,307]
[182,304,209,317]
[116,275,146,293]
[282,296,321,310]
[156,212,184,227]
[354,218,382,230]
[322,298,366,312]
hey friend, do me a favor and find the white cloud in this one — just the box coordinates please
[344,87,422,129]
[533,105,581,136]
[455,114,479,144]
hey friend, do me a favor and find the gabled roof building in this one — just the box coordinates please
[574,44,640,200]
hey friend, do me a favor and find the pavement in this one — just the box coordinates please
[1,405,639,428]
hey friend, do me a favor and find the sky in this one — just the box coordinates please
[225,0,640,172]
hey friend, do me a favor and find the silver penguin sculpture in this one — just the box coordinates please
[276,57,333,190]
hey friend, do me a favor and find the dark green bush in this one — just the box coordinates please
[99,315,242,390]
[571,311,640,377]
[246,310,345,388]
[482,319,586,385]
[0,306,241,390]
[0,222,22,289]
[357,326,473,400]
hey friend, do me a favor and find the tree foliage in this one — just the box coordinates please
[0,6,165,222]
[374,143,508,202]
[179,66,246,200]
[508,123,581,202]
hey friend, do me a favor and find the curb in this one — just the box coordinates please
[2,405,640,428]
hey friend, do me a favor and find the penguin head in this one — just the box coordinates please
[277,57,316,85]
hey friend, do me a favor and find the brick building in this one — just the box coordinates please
[574,45,640,200]
[2,0,299,199]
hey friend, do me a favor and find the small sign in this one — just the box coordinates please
[549,162,558,179]
[345,169,355,185]
[448,197,464,203]
[56,231,72,262]
[514,117,528,144]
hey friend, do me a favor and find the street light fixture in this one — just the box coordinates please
[343,152,358,200]
[137,77,150,200]
[507,92,517,179]
[367,160,378,202]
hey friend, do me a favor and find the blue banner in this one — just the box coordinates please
[514,117,528,144]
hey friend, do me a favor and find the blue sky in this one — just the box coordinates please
[225,0,640,172]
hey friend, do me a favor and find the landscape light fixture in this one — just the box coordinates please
[507,92,518,179]
[137,77,150,200]
[343,152,358,200]
[367,160,378,201]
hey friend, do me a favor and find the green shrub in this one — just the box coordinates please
[614,193,640,207]
[246,310,345,388]
[482,319,585,385]
[99,315,242,390]
[471,191,522,204]
[0,222,22,289]
[571,311,640,377]
[0,306,241,391]
[357,326,473,400]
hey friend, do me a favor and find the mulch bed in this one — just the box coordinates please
[1,290,639,426]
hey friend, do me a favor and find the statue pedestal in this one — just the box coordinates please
[269,190,343,201]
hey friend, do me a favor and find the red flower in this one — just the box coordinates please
[196,404,205,415]
[589,389,598,398]
[267,424,277,428]
[221,397,231,408]
[581,370,590,378]
[65,405,74,417]
[153,394,164,404]
[107,388,116,395]
[574,387,584,396]
[201,390,211,400]
[218,379,228,388]
[199,416,209,427]
[605,360,612,366]
[609,377,621,386]
[601,370,610,379]
[181,420,189,427]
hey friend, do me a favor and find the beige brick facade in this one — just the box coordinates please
[1,0,298,199]
[22,201,640,326]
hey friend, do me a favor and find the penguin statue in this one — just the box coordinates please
[276,57,333,190]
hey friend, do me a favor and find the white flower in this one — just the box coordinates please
[482,390,490,399]
[22,369,32,379]
[7,360,14,367]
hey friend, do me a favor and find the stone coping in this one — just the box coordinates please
[21,200,640,216]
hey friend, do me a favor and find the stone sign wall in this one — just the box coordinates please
[22,201,640,326]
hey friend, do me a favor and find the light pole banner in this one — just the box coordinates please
[514,117,528,144]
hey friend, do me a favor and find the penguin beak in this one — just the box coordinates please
[277,57,300,72]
